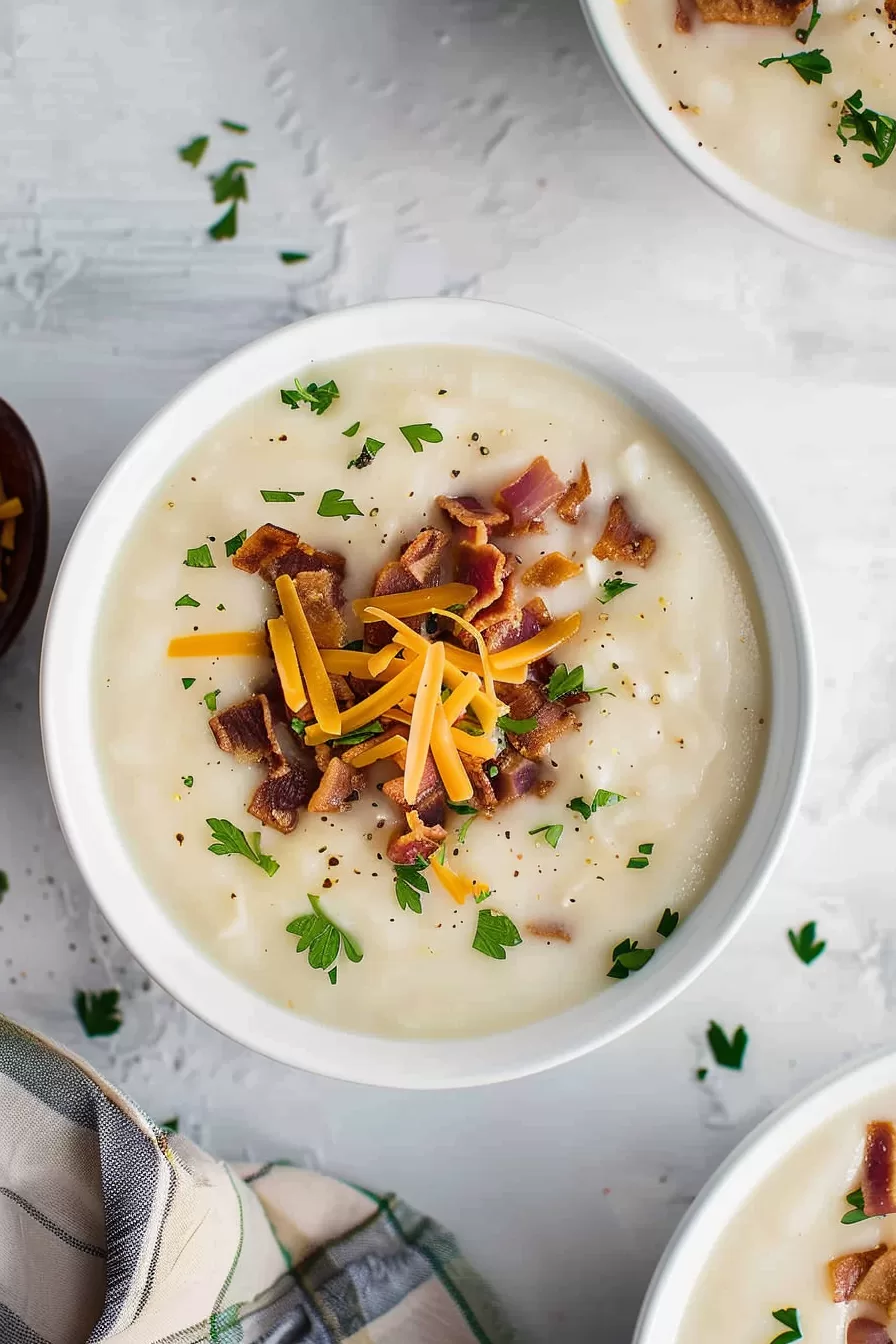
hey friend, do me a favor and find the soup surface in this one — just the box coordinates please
[94,344,767,1038]
[624,0,896,237]
[677,1087,896,1343]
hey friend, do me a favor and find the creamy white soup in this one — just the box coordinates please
[624,0,896,236]
[678,1093,896,1344]
[94,345,767,1039]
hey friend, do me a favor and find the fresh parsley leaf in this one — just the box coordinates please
[182,775,194,788]
[343,421,361,437]
[706,1021,749,1070]
[181,677,196,689]
[639,842,654,855]
[178,135,209,167]
[394,856,429,913]
[220,119,249,133]
[332,720,384,747]
[837,89,896,167]
[768,1307,802,1344]
[318,488,362,519]
[287,892,362,973]
[224,530,246,557]
[657,907,679,938]
[203,689,221,712]
[280,378,340,414]
[328,966,338,984]
[347,437,385,470]
[486,763,499,779]
[627,856,649,869]
[546,663,585,700]
[206,817,279,877]
[209,202,238,241]
[457,814,477,844]
[184,543,215,568]
[447,802,478,816]
[795,0,820,42]
[788,920,826,965]
[399,422,443,453]
[210,159,255,204]
[260,489,304,502]
[841,1186,880,1224]
[279,250,309,264]
[608,938,654,979]
[74,988,122,1037]
[290,717,306,736]
[175,593,200,608]
[568,797,592,822]
[0,871,7,899]
[472,908,522,959]
[696,1067,708,1081]
[568,789,625,821]
[529,823,563,849]
[758,47,831,85]
[498,715,538,734]
[598,576,637,604]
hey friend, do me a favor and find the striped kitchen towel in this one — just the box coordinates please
[0,1015,511,1344]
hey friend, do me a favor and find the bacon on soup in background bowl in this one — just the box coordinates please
[0,399,48,659]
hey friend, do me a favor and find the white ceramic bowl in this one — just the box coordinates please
[41,298,813,1089]
[634,1048,896,1341]
[579,0,896,264]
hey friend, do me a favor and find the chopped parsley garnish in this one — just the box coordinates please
[332,720,383,747]
[175,594,200,608]
[280,251,309,264]
[837,90,896,167]
[286,893,362,974]
[182,775,194,788]
[343,421,361,437]
[210,159,255,204]
[657,907,679,938]
[224,530,246,557]
[545,664,608,701]
[598,576,637,604]
[160,1116,179,1132]
[472,908,522,959]
[209,202,238,241]
[458,814,477,844]
[178,135,209,167]
[788,920,826,965]
[290,717,306,736]
[497,715,537,734]
[608,938,654,979]
[184,543,215,568]
[568,789,625,821]
[795,0,820,42]
[260,489,304,502]
[758,48,831,85]
[206,817,279,877]
[0,871,7,898]
[75,988,122,1037]
[394,856,429,913]
[220,119,249,134]
[347,437,384,470]
[841,1186,880,1224]
[529,823,563,849]
[203,689,221,711]
[280,377,340,414]
[767,1307,802,1344]
[627,843,653,869]
[474,886,491,903]
[448,801,478,843]
[318,488,362,519]
[399,422,443,454]
[706,1021,749,1070]
[181,677,196,689]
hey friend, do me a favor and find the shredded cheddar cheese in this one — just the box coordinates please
[490,612,581,671]
[367,641,401,676]
[444,645,527,685]
[430,607,499,733]
[0,497,23,522]
[267,616,307,713]
[430,702,474,802]
[429,854,489,905]
[441,672,480,726]
[404,640,445,803]
[352,582,476,620]
[167,631,269,658]
[346,735,406,768]
[382,708,494,760]
[305,655,424,745]
[275,574,341,736]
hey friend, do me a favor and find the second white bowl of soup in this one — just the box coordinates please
[41,299,811,1087]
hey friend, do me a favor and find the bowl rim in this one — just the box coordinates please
[632,1046,896,1341]
[40,297,814,1089]
[578,0,896,265]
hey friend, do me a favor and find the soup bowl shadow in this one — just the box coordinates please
[40,298,813,1088]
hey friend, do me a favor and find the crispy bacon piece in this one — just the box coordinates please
[386,819,446,866]
[830,1248,888,1302]
[494,456,565,534]
[400,527,451,585]
[526,920,571,942]
[848,1320,893,1344]
[593,496,656,567]
[521,552,583,588]
[231,524,298,575]
[694,0,806,22]
[209,694,281,764]
[483,596,552,656]
[249,760,319,833]
[307,757,365,814]
[266,540,345,582]
[675,0,693,30]
[314,744,333,773]
[556,463,592,524]
[535,779,556,797]
[498,680,579,760]
[856,1247,896,1314]
[292,570,347,649]
[460,755,498,814]
[493,746,539,802]
[456,539,507,621]
[474,571,519,633]
[436,494,508,535]
[887,0,896,22]
[864,1123,896,1217]
[383,748,446,828]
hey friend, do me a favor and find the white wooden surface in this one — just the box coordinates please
[2,0,895,1339]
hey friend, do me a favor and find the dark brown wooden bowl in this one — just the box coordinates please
[0,399,49,659]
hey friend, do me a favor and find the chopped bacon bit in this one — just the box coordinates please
[864,1123,896,1217]
[848,1320,893,1344]
[230,523,298,575]
[888,0,896,22]
[556,463,592,524]
[249,760,318,833]
[383,747,446,828]
[400,527,451,586]
[674,0,692,30]
[293,569,347,649]
[494,455,565,534]
[593,496,656,567]
[329,674,355,706]
[526,920,571,942]
[694,0,806,22]
[314,744,333,773]
[830,1248,887,1302]
[307,757,366,814]
[493,746,539,802]
[535,779,555,798]
[521,552,583,588]
[855,1246,896,1312]
[266,541,346,582]
[482,616,525,654]
[436,494,509,533]
[456,539,507,621]
[475,571,520,633]
[386,819,447,865]
[497,680,579,760]
[209,694,281,765]
[460,755,498,814]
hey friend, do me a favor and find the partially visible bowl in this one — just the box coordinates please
[0,399,49,659]
[40,299,813,1087]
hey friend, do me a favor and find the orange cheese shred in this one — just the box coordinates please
[444,645,527,685]
[275,574,341,736]
[368,641,401,676]
[167,631,269,658]
[441,672,480,726]
[430,607,499,733]
[352,582,476,620]
[304,655,424,745]
[404,640,446,804]
[345,735,406,768]
[267,616,307,713]
[430,703,474,802]
[0,497,23,522]
[382,709,494,760]
[490,612,582,671]
[429,854,490,906]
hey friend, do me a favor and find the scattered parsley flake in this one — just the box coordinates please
[795,0,820,42]
[184,543,215,569]
[598,576,637,604]
[457,814,477,844]
[181,677,196,689]
[473,886,491,903]
[837,89,896,167]
[639,842,654,855]
[279,251,310,264]
[545,663,602,700]
[627,856,649,869]
[706,1021,749,1071]
[696,1067,708,1082]
[343,421,361,437]
[260,489,304,502]
[210,159,255,204]
[287,893,362,974]
[203,689,220,712]
[394,856,429,914]
[161,1116,179,1132]
[290,718,307,737]
[175,594,200,608]
[178,135,209,167]
[657,907,680,938]
[224,530,247,557]
[758,47,831,85]
[608,938,654,979]
[220,119,249,133]
[529,822,563,849]
[569,789,625,821]
[788,920,826,965]
[75,989,122,1038]
[318,488,362,519]
[472,908,522,959]
[498,715,538,734]
[280,378,340,414]
[182,775,194,788]
[399,422,443,454]
[206,817,279,877]
[841,1186,880,1224]
[347,437,384,470]
[209,202,238,241]
[768,1307,802,1344]
[332,720,383,748]
[0,871,7,899]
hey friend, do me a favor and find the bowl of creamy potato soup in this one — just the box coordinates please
[580,0,896,258]
[41,299,811,1086]
[635,1052,896,1344]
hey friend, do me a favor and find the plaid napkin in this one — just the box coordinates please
[0,1016,510,1344]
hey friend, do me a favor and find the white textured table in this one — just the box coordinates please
[1,0,893,1338]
